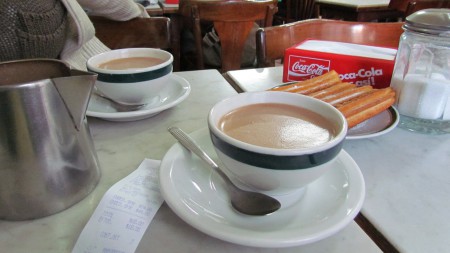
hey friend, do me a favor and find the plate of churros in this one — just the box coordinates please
[269,70,399,139]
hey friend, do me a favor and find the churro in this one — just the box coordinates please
[322,85,373,105]
[309,82,356,99]
[336,88,395,128]
[270,70,341,94]
[346,96,396,128]
[336,88,395,118]
[269,71,396,128]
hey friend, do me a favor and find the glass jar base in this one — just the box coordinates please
[399,115,450,134]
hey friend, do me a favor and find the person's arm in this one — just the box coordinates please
[60,0,149,70]
[77,0,150,20]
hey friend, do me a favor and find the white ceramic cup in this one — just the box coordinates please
[87,48,173,105]
[208,91,348,195]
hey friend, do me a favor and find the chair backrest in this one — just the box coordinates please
[179,0,278,72]
[256,19,404,67]
[293,0,317,21]
[388,0,449,19]
[277,0,316,23]
[89,16,180,71]
[388,0,414,14]
[405,1,450,16]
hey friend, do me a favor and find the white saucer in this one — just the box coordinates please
[347,106,399,140]
[87,74,190,121]
[159,128,365,248]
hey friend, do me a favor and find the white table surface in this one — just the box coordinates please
[0,70,382,252]
[227,66,450,253]
[315,0,390,8]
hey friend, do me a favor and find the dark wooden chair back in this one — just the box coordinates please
[179,0,278,72]
[90,16,180,71]
[293,0,317,21]
[388,0,449,20]
[276,0,316,23]
[256,19,404,67]
[388,0,414,14]
[405,1,450,16]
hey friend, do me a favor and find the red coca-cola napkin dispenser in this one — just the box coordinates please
[283,39,397,89]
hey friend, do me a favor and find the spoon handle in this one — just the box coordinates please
[168,126,281,215]
[168,126,219,167]
[168,127,231,183]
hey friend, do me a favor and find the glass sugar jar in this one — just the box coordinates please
[390,9,450,134]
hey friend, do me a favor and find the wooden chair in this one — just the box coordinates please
[90,16,180,71]
[294,0,317,21]
[388,0,449,20]
[275,0,316,24]
[388,0,415,16]
[256,19,404,67]
[179,0,278,72]
[405,0,450,16]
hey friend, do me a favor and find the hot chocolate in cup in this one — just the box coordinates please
[87,48,173,105]
[208,91,348,196]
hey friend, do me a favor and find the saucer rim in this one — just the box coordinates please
[159,128,365,248]
[86,74,190,120]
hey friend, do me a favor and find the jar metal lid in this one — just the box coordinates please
[404,8,450,37]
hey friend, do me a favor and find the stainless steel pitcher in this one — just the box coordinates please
[0,59,101,220]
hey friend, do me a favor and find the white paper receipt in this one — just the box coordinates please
[72,159,164,253]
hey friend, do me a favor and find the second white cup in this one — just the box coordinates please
[87,48,173,105]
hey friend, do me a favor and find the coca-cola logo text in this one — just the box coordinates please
[288,56,330,77]
[339,68,384,80]
[291,62,329,76]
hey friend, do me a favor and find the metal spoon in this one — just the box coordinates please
[168,126,281,216]
[94,92,147,112]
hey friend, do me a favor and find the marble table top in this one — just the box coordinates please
[0,70,382,252]
[315,0,390,8]
[226,66,450,253]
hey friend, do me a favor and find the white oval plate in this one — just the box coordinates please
[87,74,190,121]
[347,106,399,140]
[159,128,365,248]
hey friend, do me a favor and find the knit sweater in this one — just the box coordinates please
[0,0,68,61]
[0,0,149,70]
